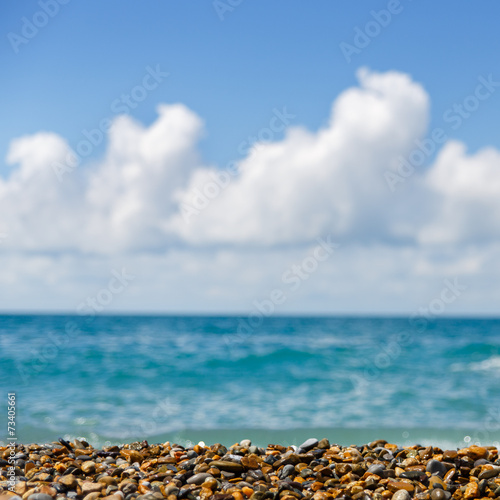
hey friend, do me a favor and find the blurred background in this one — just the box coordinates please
[1,1,500,447]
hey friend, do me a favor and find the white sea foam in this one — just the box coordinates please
[451,356,500,372]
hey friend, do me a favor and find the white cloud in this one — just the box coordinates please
[419,141,500,246]
[174,68,429,246]
[83,103,203,253]
[1,68,500,313]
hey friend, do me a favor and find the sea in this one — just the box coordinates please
[1,314,500,450]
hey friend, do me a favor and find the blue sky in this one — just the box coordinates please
[1,1,500,314]
[2,0,500,171]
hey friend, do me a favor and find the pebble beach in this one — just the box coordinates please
[2,438,500,500]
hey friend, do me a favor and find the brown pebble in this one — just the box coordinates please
[81,461,96,475]
[83,493,102,500]
[388,481,415,493]
[38,485,57,497]
[458,446,488,461]
[58,474,78,489]
[81,481,104,495]
[464,482,479,499]
[429,476,447,490]
[99,476,118,486]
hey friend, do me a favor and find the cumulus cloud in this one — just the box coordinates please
[1,104,203,253]
[4,67,498,255]
[174,68,430,246]
[419,141,500,246]
[1,68,500,313]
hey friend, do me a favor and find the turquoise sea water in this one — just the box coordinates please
[1,315,500,449]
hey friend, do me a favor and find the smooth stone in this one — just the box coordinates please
[464,482,479,499]
[367,464,385,476]
[83,493,102,500]
[249,493,265,500]
[478,480,488,496]
[59,475,78,489]
[479,467,500,480]
[392,491,411,500]
[209,460,244,473]
[121,483,137,495]
[53,484,67,494]
[317,439,330,449]
[82,482,105,495]
[426,460,447,477]
[28,495,54,500]
[430,490,450,500]
[81,461,96,474]
[279,464,296,479]
[401,470,426,480]
[442,450,458,461]
[164,485,179,496]
[300,468,313,478]
[187,473,213,485]
[73,439,87,449]
[99,476,118,486]
[388,481,414,493]
[240,440,252,448]
[299,439,318,452]
[474,459,489,467]
[429,475,447,490]
[392,490,411,500]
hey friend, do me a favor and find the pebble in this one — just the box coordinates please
[186,473,213,485]
[58,474,78,489]
[299,439,318,452]
[209,460,244,472]
[81,461,96,474]
[392,490,411,500]
[426,459,447,477]
[431,490,451,500]
[429,475,447,489]
[27,494,54,500]
[367,464,386,476]
[81,481,104,494]
[1,439,499,500]
[279,464,295,479]
[83,493,102,500]
[479,466,500,479]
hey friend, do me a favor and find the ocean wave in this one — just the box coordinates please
[451,356,500,372]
